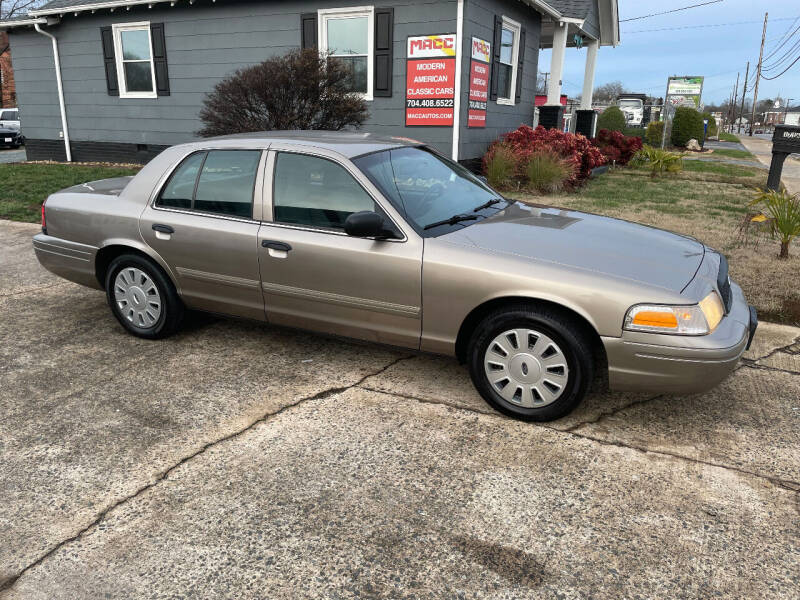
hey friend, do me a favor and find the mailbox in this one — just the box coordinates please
[767,125,800,191]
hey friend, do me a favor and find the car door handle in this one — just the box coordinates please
[152,224,175,234]
[262,240,292,252]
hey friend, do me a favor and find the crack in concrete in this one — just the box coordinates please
[0,281,68,299]
[0,355,415,595]
[562,394,665,432]
[742,363,800,377]
[355,386,800,497]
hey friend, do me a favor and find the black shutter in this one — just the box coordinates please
[150,23,170,96]
[515,27,526,104]
[489,15,502,101]
[301,13,317,49]
[373,7,393,97]
[100,26,118,96]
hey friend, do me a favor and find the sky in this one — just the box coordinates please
[540,0,800,108]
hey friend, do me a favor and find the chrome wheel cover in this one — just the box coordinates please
[114,267,162,328]
[484,328,569,408]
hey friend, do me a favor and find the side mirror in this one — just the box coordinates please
[344,211,393,238]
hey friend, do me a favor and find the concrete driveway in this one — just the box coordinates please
[0,148,26,164]
[1,220,798,599]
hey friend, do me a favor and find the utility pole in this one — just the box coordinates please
[738,61,749,134]
[749,12,768,136]
[730,72,740,131]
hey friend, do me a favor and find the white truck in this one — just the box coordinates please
[617,94,647,128]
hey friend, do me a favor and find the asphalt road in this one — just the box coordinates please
[1,220,799,599]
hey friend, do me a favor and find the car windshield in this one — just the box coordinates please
[353,146,507,235]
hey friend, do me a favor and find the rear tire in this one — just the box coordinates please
[467,305,594,422]
[105,254,183,339]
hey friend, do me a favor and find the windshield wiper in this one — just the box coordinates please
[472,198,504,212]
[423,213,479,230]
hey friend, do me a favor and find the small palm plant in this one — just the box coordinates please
[749,188,800,259]
[632,145,684,177]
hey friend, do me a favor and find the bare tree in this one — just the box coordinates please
[198,49,369,137]
[1,0,48,19]
[593,81,627,103]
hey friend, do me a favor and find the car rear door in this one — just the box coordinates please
[257,147,423,349]
[140,148,267,321]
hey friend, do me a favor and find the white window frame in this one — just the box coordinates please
[112,21,157,99]
[318,6,374,102]
[497,16,521,106]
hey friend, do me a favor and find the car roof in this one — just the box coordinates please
[175,130,424,158]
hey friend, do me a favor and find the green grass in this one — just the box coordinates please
[682,160,756,178]
[709,148,754,159]
[0,163,141,222]
[718,132,740,142]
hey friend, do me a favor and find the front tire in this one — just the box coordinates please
[467,305,594,422]
[105,254,183,339]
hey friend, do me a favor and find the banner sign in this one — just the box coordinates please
[468,37,490,128]
[406,34,457,127]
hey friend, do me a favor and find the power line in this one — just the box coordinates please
[620,0,723,23]
[762,38,800,72]
[623,16,797,34]
[762,18,800,60]
[762,54,800,80]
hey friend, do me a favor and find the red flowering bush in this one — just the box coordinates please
[591,129,643,166]
[483,125,606,188]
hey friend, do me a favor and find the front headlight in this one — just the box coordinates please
[624,292,725,336]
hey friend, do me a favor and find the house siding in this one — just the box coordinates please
[459,0,541,164]
[8,0,544,163]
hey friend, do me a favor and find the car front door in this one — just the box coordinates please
[257,148,423,349]
[140,148,267,321]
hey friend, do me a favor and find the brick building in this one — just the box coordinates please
[0,31,16,108]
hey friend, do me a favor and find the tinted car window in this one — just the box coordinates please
[157,150,260,218]
[158,152,205,209]
[195,150,261,217]
[273,152,376,230]
[0,110,17,120]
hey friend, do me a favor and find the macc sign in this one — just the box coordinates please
[407,34,457,59]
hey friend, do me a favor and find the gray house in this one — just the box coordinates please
[1,0,618,165]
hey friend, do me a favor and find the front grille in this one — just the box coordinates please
[717,254,732,313]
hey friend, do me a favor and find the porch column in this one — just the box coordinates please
[575,38,599,137]
[540,20,568,129]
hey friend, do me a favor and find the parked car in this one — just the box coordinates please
[0,107,20,130]
[0,126,23,148]
[33,132,757,421]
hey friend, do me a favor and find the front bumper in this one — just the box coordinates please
[603,282,756,394]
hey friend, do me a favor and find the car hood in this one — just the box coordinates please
[442,202,705,292]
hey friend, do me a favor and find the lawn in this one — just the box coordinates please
[0,162,142,222]
[511,161,800,325]
[708,148,754,160]
[719,132,740,142]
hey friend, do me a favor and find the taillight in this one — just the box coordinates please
[41,200,47,234]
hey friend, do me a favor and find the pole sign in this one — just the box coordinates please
[406,34,457,127]
[665,76,704,109]
[467,37,490,128]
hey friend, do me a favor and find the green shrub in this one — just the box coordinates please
[749,188,800,259]
[670,107,704,147]
[702,112,718,137]
[645,121,664,146]
[632,145,684,177]
[623,127,646,139]
[485,144,516,189]
[525,150,575,194]
[597,106,626,132]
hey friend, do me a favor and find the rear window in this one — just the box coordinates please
[156,150,261,218]
[0,110,18,121]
